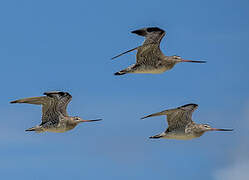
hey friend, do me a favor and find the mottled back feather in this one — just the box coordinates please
[10,91,72,124]
[132,27,165,65]
[142,104,198,131]
[111,27,165,61]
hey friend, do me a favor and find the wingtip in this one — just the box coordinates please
[141,116,148,120]
[141,114,155,119]
[111,56,118,60]
[181,103,198,107]
[10,100,17,104]
[131,29,147,36]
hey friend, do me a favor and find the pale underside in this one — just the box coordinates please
[131,66,171,74]
[159,130,199,140]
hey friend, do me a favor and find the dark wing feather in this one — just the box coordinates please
[10,91,72,124]
[10,96,48,105]
[56,92,72,117]
[111,27,165,60]
[43,91,72,117]
[111,46,140,60]
[135,44,163,64]
[141,104,198,131]
[132,27,165,45]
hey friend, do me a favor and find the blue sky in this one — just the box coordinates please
[0,0,248,179]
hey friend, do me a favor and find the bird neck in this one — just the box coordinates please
[191,124,206,137]
[67,117,78,126]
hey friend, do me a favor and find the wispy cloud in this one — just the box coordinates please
[214,102,249,180]
[214,159,249,180]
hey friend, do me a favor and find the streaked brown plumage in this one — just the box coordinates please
[112,27,206,75]
[141,103,233,140]
[10,91,102,133]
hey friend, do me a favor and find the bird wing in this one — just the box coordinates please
[111,46,140,60]
[111,27,165,60]
[141,104,198,131]
[10,91,72,124]
[131,27,165,46]
[43,91,72,117]
[10,96,48,105]
[132,27,165,64]
[10,95,57,124]
[135,44,162,64]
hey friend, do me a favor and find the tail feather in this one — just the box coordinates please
[114,70,127,76]
[149,134,163,139]
[114,64,138,76]
[25,126,44,133]
[25,127,36,132]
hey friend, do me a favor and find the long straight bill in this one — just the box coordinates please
[210,128,233,131]
[181,59,207,63]
[80,119,102,122]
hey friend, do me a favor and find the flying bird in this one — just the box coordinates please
[10,91,102,133]
[112,27,206,75]
[141,103,233,140]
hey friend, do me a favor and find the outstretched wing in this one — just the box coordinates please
[111,46,140,60]
[10,91,72,124]
[141,104,198,131]
[132,27,165,46]
[132,27,165,64]
[135,43,163,64]
[43,91,72,117]
[111,27,165,60]
[10,96,48,105]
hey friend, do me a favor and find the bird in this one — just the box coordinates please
[112,27,206,75]
[141,103,233,140]
[10,91,102,133]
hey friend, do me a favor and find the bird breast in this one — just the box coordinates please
[162,133,197,140]
[162,129,199,140]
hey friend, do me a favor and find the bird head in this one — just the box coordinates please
[73,116,102,124]
[169,55,206,63]
[171,55,182,61]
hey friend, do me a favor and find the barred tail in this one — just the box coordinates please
[114,64,138,76]
[25,126,44,133]
[149,134,163,139]
[114,70,128,76]
[25,127,36,131]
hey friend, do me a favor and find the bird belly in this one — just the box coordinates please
[133,66,168,74]
[42,122,72,133]
[161,133,196,140]
[46,128,67,133]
